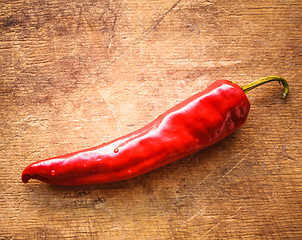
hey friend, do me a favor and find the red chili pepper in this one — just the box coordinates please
[21,76,289,185]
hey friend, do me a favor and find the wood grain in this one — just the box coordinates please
[1,0,301,239]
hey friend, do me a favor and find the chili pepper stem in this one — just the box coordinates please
[240,76,289,98]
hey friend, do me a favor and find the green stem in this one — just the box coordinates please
[240,76,289,98]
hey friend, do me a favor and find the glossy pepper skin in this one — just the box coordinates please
[21,77,288,186]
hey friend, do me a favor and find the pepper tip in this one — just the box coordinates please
[22,165,33,183]
[21,173,30,183]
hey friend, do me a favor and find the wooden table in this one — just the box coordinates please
[1,0,301,239]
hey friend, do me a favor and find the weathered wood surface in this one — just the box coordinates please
[1,0,301,239]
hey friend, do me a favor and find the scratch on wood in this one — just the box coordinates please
[221,156,247,178]
[189,144,256,195]
[191,171,214,192]
[98,89,120,127]
[201,205,243,236]
[97,0,182,76]
[107,14,117,52]
[151,0,182,30]
[219,143,255,180]
[185,207,206,223]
